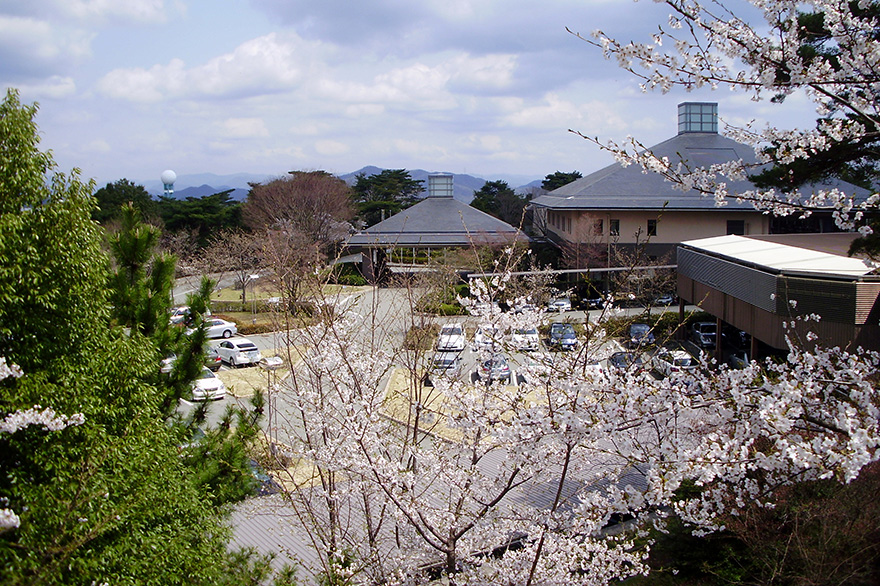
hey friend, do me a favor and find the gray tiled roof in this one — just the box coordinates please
[530,132,867,211]
[347,196,529,247]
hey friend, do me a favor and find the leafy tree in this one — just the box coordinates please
[243,171,353,250]
[351,168,424,226]
[541,170,582,191]
[0,88,279,585]
[92,178,157,224]
[469,179,527,226]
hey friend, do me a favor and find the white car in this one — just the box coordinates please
[652,349,697,377]
[216,338,262,367]
[170,305,211,324]
[436,323,466,352]
[194,318,238,339]
[512,327,540,351]
[547,298,572,312]
[472,325,501,352]
[190,367,226,401]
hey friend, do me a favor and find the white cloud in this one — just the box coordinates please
[14,76,77,99]
[219,118,269,138]
[314,140,349,156]
[447,53,517,93]
[503,93,585,128]
[96,32,316,101]
[63,0,170,24]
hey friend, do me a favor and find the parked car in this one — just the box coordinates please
[187,318,238,339]
[654,293,677,306]
[546,297,572,312]
[204,346,222,371]
[424,352,462,386]
[585,297,606,309]
[608,351,645,372]
[170,305,211,325]
[627,323,656,348]
[722,326,751,350]
[548,322,578,351]
[478,354,511,383]
[512,327,540,351]
[472,325,501,352]
[190,367,226,401]
[652,349,698,377]
[727,350,750,370]
[216,338,262,367]
[436,323,466,352]
[162,347,222,373]
[689,321,717,350]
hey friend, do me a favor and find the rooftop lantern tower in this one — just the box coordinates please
[678,102,718,134]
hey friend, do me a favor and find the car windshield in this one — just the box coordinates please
[440,326,462,336]
[696,324,715,333]
[433,358,456,368]
[197,369,214,380]
[237,343,258,350]
[674,357,695,367]
[631,324,650,335]
[516,328,537,335]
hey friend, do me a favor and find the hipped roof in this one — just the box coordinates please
[347,196,529,247]
[531,132,868,211]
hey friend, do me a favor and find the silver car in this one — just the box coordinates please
[216,338,262,367]
[190,367,226,401]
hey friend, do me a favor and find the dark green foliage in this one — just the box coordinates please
[470,180,527,226]
[752,3,880,257]
[352,168,424,226]
[541,170,582,191]
[158,190,243,246]
[92,178,157,224]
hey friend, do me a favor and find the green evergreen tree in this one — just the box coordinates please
[92,178,157,224]
[541,170,582,191]
[0,88,284,585]
[470,180,527,226]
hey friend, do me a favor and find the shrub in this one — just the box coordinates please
[404,324,439,350]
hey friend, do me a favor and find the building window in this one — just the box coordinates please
[647,219,657,237]
[593,219,603,235]
[727,220,745,235]
[566,217,572,233]
[610,219,620,236]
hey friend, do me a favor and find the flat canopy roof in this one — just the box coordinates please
[681,234,877,278]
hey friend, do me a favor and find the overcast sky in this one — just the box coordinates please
[1,0,819,188]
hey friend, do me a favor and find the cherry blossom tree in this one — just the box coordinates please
[258,242,878,585]
[251,4,880,582]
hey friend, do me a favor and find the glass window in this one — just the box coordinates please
[610,219,620,236]
[727,220,745,235]
[647,219,657,237]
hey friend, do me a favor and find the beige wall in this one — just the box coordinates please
[540,208,769,246]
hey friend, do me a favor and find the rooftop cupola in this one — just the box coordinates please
[427,173,454,198]
[678,102,718,134]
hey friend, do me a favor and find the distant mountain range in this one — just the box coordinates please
[141,168,545,204]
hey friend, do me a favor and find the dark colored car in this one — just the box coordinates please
[689,321,717,350]
[627,323,656,348]
[548,323,578,351]
[609,351,645,371]
[204,347,222,371]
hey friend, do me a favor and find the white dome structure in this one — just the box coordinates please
[161,169,177,197]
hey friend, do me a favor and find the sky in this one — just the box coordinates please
[1,0,821,189]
